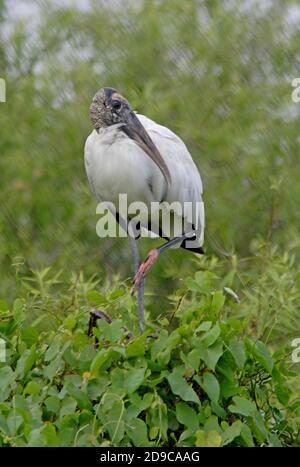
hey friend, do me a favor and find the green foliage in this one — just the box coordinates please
[0,269,299,447]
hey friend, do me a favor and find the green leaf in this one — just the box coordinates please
[45,396,61,414]
[63,314,76,331]
[229,340,246,369]
[44,357,64,380]
[126,418,149,446]
[195,429,206,447]
[90,348,110,374]
[21,326,39,346]
[167,367,200,404]
[196,321,212,333]
[126,338,145,358]
[275,384,290,405]
[104,401,125,444]
[65,383,93,410]
[245,338,273,374]
[199,340,223,371]
[229,396,256,417]
[151,330,168,361]
[98,319,123,342]
[199,324,220,348]
[87,290,107,305]
[206,430,222,447]
[41,424,58,447]
[126,367,146,394]
[60,397,77,418]
[45,338,61,362]
[211,291,225,313]
[86,376,110,400]
[23,381,41,396]
[27,428,45,447]
[176,402,199,431]
[15,346,36,378]
[13,298,25,325]
[109,288,126,300]
[222,420,242,445]
[0,366,15,393]
[186,349,201,370]
[240,425,254,447]
[201,372,220,404]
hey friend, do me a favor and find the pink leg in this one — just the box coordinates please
[132,249,159,293]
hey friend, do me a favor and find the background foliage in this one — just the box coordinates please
[0,0,299,446]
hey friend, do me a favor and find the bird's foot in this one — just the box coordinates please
[132,249,159,294]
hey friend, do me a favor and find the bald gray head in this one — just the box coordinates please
[89,87,132,131]
[89,87,172,186]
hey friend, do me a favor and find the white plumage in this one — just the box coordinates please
[84,113,205,246]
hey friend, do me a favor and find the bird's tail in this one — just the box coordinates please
[181,237,204,255]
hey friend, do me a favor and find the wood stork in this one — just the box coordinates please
[84,87,205,332]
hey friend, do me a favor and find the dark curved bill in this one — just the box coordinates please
[120,110,172,187]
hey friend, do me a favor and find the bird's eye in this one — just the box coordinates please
[112,100,121,111]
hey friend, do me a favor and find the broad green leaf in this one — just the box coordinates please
[245,338,273,374]
[195,429,206,447]
[98,319,123,342]
[201,372,220,404]
[27,428,45,447]
[45,396,61,414]
[126,418,149,446]
[23,381,41,396]
[105,401,125,444]
[206,430,222,447]
[151,330,168,361]
[60,397,77,418]
[229,396,256,417]
[0,366,15,393]
[65,383,92,410]
[44,356,64,380]
[211,291,225,313]
[126,338,145,358]
[126,367,146,394]
[240,425,254,447]
[21,327,39,346]
[186,349,201,370]
[87,291,107,305]
[176,402,199,431]
[41,424,58,447]
[196,321,212,333]
[167,367,200,404]
[63,314,76,331]
[228,340,246,369]
[87,376,110,400]
[90,348,110,374]
[15,346,36,378]
[13,299,25,325]
[275,384,290,405]
[199,324,220,348]
[222,420,242,445]
[199,340,223,371]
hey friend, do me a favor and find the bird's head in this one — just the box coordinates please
[89,87,131,130]
[89,87,171,187]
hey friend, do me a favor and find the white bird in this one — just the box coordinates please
[84,87,205,332]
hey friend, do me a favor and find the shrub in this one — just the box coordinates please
[0,269,299,447]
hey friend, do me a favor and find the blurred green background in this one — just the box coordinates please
[0,0,299,341]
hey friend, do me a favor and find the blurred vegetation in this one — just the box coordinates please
[0,0,300,446]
